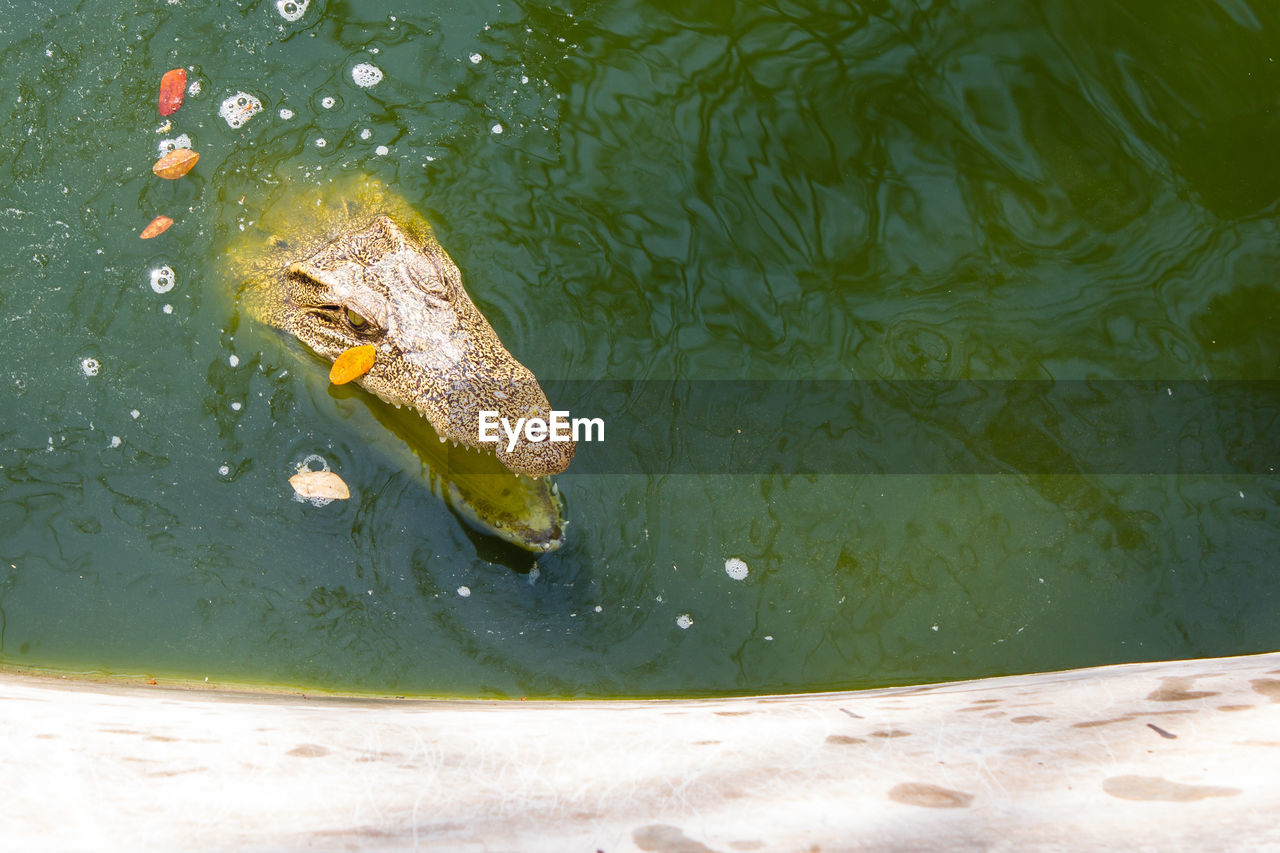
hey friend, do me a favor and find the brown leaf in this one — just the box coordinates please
[158,68,187,116]
[153,148,199,179]
[289,470,351,501]
[139,215,174,239]
[329,344,377,385]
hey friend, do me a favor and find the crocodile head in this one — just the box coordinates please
[259,211,574,478]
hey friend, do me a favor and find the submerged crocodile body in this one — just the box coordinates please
[230,178,572,552]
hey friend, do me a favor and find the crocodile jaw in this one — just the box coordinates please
[276,215,574,478]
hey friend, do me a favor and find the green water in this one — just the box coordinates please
[1,0,1278,697]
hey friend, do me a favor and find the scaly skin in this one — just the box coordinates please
[230,177,571,551]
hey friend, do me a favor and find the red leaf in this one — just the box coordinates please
[158,68,187,116]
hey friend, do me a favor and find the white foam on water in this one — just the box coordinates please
[109,436,122,448]
[676,613,693,630]
[80,357,99,377]
[469,52,482,64]
[130,409,140,419]
[491,123,503,134]
[219,92,262,129]
[298,453,330,473]
[228,354,239,367]
[187,80,201,96]
[158,134,192,156]
[351,63,382,88]
[457,586,472,598]
[162,304,173,314]
[724,557,749,581]
[321,96,335,109]
[230,402,242,411]
[218,464,231,476]
[375,145,388,156]
[275,0,308,22]
[315,137,327,147]
[360,128,372,140]
[278,107,294,120]
[149,265,175,294]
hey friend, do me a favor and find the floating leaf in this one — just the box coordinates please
[152,148,199,179]
[158,68,187,116]
[139,215,173,239]
[289,470,351,501]
[329,344,377,385]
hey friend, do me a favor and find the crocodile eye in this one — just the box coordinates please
[345,308,367,328]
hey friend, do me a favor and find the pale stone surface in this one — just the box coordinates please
[2,652,1278,850]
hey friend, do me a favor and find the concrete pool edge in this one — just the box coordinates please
[3,651,1278,850]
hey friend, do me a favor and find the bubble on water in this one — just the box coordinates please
[294,491,333,508]
[469,52,483,64]
[109,435,122,448]
[676,613,693,630]
[187,80,201,96]
[359,128,372,140]
[278,107,294,120]
[228,354,240,367]
[298,453,330,473]
[315,137,327,148]
[520,75,529,84]
[375,145,388,156]
[457,586,472,598]
[724,557,749,581]
[275,0,308,22]
[594,605,603,613]
[351,63,383,88]
[80,357,99,377]
[491,123,503,134]
[230,401,242,411]
[219,92,263,129]
[162,304,173,314]
[149,265,175,294]
[218,464,231,476]
[158,133,192,156]
[321,96,336,109]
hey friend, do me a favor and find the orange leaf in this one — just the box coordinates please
[139,215,174,239]
[158,68,187,116]
[289,470,351,501]
[152,148,199,179]
[329,344,377,385]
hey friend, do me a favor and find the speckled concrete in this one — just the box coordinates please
[3,652,1279,850]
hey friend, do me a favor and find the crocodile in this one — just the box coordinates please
[229,177,573,552]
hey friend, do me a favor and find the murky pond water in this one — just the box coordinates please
[1,0,1278,697]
